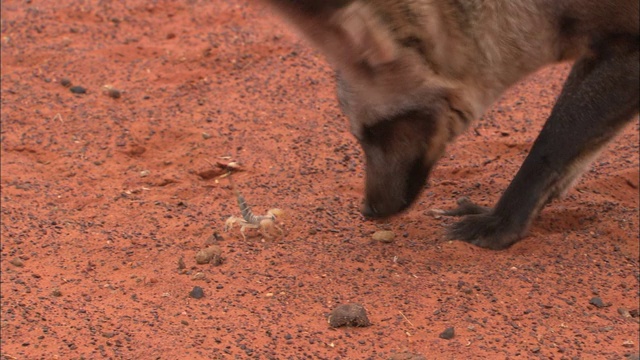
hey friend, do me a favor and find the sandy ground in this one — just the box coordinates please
[1,1,639,359]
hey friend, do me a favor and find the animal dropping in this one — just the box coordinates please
[328,303,372,328]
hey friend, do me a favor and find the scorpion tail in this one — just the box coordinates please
[226,171,256,223]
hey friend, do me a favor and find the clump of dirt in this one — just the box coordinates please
[328,303,372,328]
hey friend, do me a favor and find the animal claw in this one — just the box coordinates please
[431,197,491,217]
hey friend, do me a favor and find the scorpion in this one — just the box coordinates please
[223,174,284,240]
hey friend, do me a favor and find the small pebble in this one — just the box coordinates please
[106,87,121,99]
[589,297,609,308]
[328,303,371,328]
[372,230,395,243]
[60,78,72,87]
[618,307,631,318]
[69,85,87,94]
[10,257,24,267]
[439,327,455,340]
[191,272,206,280]
[51,288,62,297]
[195,245,222,264]
[204,232,224,246]
[210,254,224,266]
[189,286,204,299]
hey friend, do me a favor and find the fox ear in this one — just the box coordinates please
[332,2,398,67]
[265,1,399,69]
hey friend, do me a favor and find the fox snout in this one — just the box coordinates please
[361,152,432,218]
[352,108,450,219]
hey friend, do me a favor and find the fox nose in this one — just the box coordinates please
[361,202,381,218]
[362,196,413,219]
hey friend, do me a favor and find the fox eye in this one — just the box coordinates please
[362,122,387,142]
[358,109,436,148]
[352,129,363,142]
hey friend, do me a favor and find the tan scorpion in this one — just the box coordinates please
[223,172,284,240]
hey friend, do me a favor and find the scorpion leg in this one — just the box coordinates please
[260,226,272,240]
[273,224,284,237]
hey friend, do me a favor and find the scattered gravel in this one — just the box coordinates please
[2,1,638,358]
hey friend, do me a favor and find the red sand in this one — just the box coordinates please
[2,1,638,359]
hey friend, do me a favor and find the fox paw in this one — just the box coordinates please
[447,213,524,250]
[432,197,525,249]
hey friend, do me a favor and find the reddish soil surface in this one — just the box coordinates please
[1,1,639,359]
